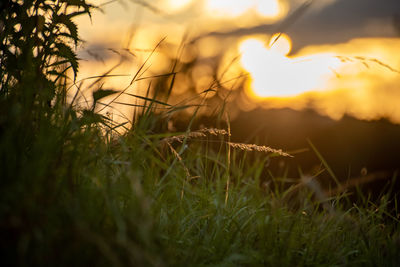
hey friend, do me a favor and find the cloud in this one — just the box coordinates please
[287,0,400,51]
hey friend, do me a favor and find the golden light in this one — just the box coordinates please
[256,0,281,17]
[268,33,292,56]
[75,0,400,124]
[296,38,400,123]
[239,33,342,98]
[238,35,400,123]
[206,0,253,16]
[205,0,284,18]
[164,0,193,11]
[197,36,221,58]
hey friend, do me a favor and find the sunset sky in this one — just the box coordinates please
[74,0,400,124]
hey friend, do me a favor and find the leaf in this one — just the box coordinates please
[47,59,71,68]
[56,14,79,44]
[123,92,171,106]
[48,65,73,83]
[80,109,104,126]
[61,0,97,20]
[54,42,79,78]
[92,89,119,103]
[46,70,66,77]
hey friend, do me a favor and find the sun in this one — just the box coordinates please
[239,34,293,97]
[239,34,341,98]
[268,32,292,56]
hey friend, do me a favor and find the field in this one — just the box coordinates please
[1,1,399,266]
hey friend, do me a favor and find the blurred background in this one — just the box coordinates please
[72,0,400,190]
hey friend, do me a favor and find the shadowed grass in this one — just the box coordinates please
[1,90,400,266]
[1,1,399,265]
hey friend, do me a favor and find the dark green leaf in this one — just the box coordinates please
[80,109,104,125]
[93,89,119,103]
[123,92,171,106]
[54,42,78,78]
[56,14,79,44]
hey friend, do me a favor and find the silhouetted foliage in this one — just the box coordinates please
[0,0,95,109]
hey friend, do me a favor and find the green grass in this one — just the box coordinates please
[1,1,399,265]
[1,104,399,266]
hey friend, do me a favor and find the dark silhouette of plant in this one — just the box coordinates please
[0,0,95,111]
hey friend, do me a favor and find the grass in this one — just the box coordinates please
[1,1,399,266]
[1,101,399,266]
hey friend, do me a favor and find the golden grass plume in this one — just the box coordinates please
[227,142,293,157]
[161,128,230,144]
[161,128,291,157]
